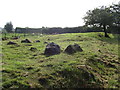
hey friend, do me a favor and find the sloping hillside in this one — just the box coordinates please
[1,32,119,88]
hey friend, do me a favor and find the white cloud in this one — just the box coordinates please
[0,0,119,28]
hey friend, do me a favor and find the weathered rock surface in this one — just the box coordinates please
[7,41,17,45]
[30,47,37,51]
[21,39,31,43]
[44,42,48,44]
[44,42,60,56]
[64,44,83,54]
[35,40,40,42]
[11,36,20,40]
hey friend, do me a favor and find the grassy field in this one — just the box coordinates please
[1,32,119,88]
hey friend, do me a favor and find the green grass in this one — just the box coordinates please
[1,32,119,88]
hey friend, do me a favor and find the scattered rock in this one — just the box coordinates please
[64,43,83,54]
[64,45,76,54]
[35,40,40,42]
[46,64,53,67]
[30,47,37,51]
[26,67,33,70]
[48,38,50,41]
[44,42,48,44]
[33,54,37,56]
[63,61,67,63]
[21,39,31,43]
[98,49,101,53]
[11,36,20,40]
[2,69,10,73]
[2,37,8,41]
[44,42,60,56]
[7,41,17,45]
[74,44,83,52]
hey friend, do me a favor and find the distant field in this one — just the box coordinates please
[1,32,119,88]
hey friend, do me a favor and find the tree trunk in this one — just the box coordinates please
[103,25,110,38]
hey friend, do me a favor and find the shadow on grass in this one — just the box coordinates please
[50,66,103,88]
[95,33,119,44]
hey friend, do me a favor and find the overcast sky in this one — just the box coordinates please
[0,0,119,28]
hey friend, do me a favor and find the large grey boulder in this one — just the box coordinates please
[44,42,60,56]
[64,44,83,54]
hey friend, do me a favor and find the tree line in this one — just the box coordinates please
[3,2,120,36]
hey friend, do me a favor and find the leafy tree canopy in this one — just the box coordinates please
[83,3,120,37]
[4,22,13,33]
[110,2,120,26]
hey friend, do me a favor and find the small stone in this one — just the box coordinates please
[30,47,37,51]
[21,39,31,43]
[35,40,40,42]
[26,67,33,70]
[7,41,17,45]
[44,42,48,44]
[48,39,50,41]
[98,49,101,53]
